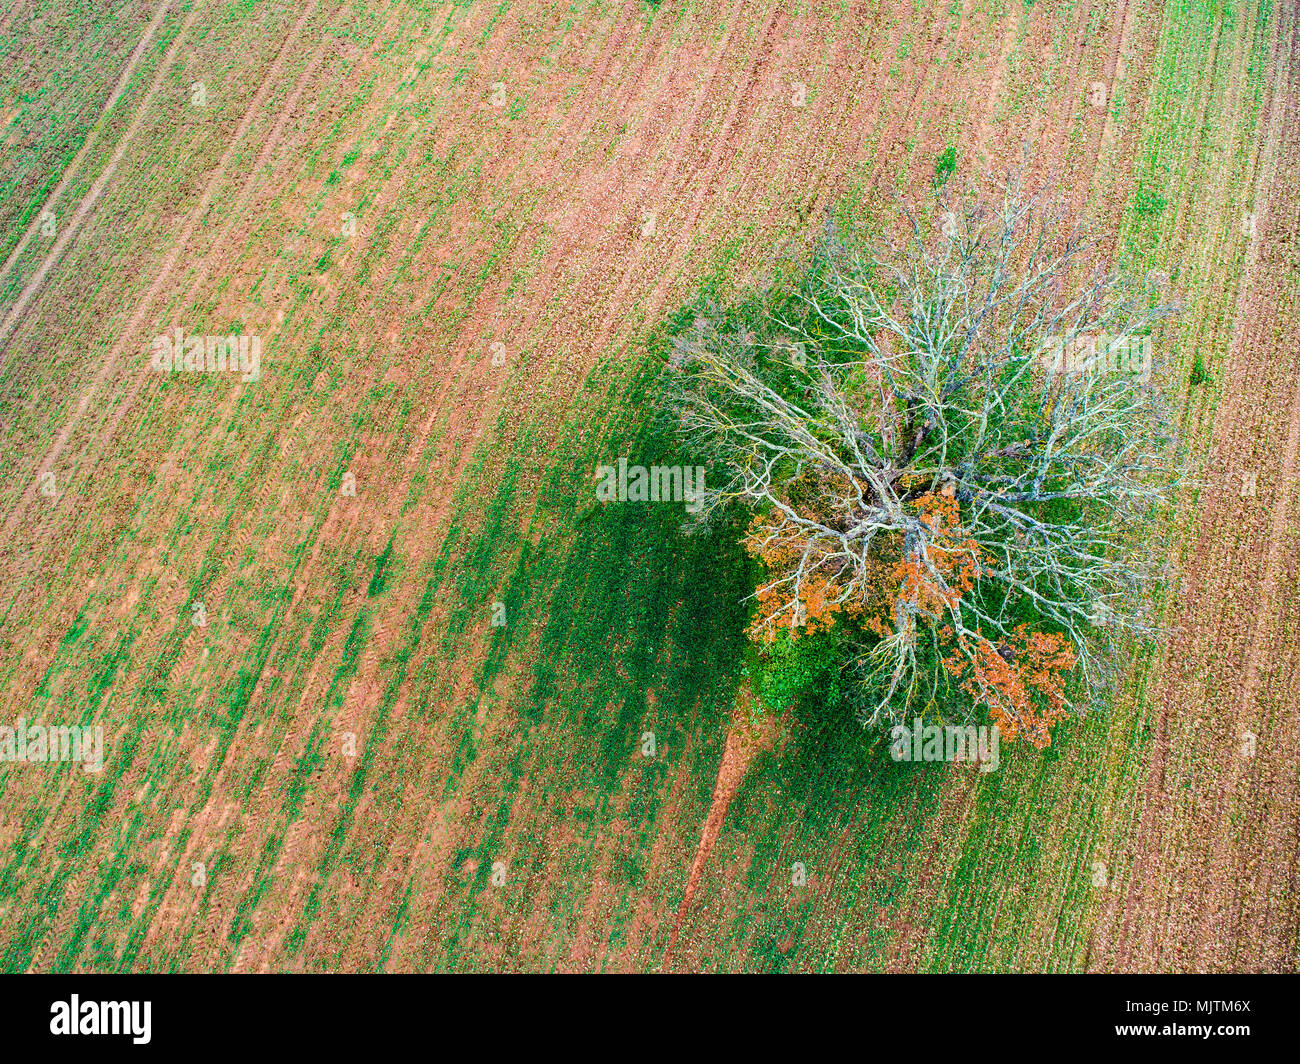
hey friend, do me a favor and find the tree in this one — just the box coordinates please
[665,170,1183,746]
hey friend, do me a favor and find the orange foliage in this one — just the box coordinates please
[742,467,889,641]
[742,472,1078,748]
[945,626,1077,748]
[743,512,867,641]
[742,470,1078,747]
[893,491,983,616]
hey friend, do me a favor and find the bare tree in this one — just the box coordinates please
[667,170,1184,737]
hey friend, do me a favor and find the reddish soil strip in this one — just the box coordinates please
[662,683,776,970]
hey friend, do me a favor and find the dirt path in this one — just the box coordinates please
[662,682,776,970]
